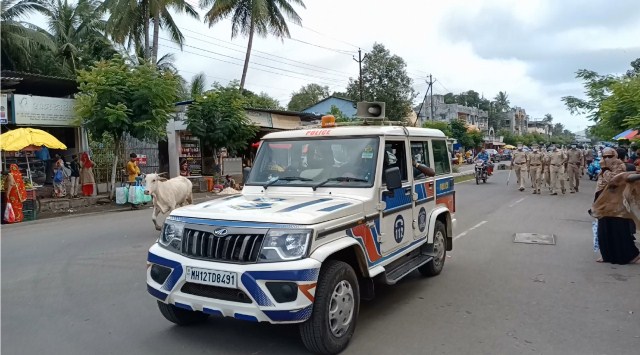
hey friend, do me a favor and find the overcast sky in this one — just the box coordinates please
[33,0,640,132]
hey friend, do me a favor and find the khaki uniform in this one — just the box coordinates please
[542,152,551,191]
[511,150,528,190]
[566,148,584,192]
[528,151,544,193]
[548,150,567,194]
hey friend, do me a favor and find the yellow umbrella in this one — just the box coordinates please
[0,127,67,151]
[504,144,516,149]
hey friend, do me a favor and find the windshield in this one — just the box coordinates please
[246,137,379,188]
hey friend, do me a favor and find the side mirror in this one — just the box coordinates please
[385,167,402,191]
[243,167,251,183]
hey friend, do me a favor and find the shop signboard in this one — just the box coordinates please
[13,94,77,126]
[271,114,301,129]
[136,154,148,165]
[0,94,8,124]
[246,110,272,128]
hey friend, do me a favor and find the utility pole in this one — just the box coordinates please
[353,48,367,101]
[416,74,436,126]
[428,74,435,122]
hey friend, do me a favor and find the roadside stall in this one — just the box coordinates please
[1,127,67,223]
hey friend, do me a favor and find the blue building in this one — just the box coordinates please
[302,96,356,118]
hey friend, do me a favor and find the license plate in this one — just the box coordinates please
[185,267,237,289]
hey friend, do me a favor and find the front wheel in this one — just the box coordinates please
[419,220,447,276]
[475,172,480,185]
[157,301,209,325]
[300,260,360,355]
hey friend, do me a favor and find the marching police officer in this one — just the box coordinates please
[548,144,567,195]
[511,143,528,191]
[566,142,585,193]
[527,144,544,194]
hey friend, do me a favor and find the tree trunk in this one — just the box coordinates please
[143,1,150,60]
[239,20,255,90]
[109,135,121,200]
[152,9,160,64]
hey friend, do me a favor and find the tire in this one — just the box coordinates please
[419,220,447,277]
[157,301,209,325]
[483,178,487,183]
[300,260,360,355]
[475,173,480,185]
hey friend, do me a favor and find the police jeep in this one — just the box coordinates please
[146,103,456,355]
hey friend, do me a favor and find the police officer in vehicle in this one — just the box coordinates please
[510,143,528,191]
[527,144,544,194]
[566,142,585,193]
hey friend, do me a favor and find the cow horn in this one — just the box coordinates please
[158,172,168,176]
[627,173,640,182]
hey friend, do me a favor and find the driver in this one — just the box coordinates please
[475,148,494,176]
[301,143,334,180]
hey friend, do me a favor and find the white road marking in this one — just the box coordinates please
[508,197,526,208]
[454,220,487,240]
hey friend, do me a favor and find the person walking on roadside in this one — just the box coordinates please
[566,143,585,193]
[527,144,544,194]
[69,154,81,198]
[511,144,528,191]
[127,153,142,209]
[548,145,567,195]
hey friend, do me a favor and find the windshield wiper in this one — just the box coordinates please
[263,176,313,190]
[312,177,368,191]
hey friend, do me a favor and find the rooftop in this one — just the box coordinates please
[1,71,77,97]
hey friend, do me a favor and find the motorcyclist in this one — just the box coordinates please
[474,148,493,176]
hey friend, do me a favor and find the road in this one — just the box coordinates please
[2,169,639,355]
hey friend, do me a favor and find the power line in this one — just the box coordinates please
[285,37,356,55]
[300,25,362,49]
[177,68,291,94]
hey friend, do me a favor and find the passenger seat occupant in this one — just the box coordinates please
[301,143,334,180]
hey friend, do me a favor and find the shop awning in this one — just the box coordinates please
[613,129,638,140]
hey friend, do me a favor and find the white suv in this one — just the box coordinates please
[147,124,456,354]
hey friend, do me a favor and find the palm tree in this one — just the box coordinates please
[178,72,208,100]
[1,0,55,70]
[200,0,306,90]
[103,0,198,62]
[42,0,111,75]
[543,113,553,123]
[493,91,510,112]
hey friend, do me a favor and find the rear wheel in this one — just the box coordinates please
[419,220,447,277]
[300,260,359,355]
[157,301,209,325]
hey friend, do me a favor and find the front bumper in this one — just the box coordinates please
[146,244,321,324]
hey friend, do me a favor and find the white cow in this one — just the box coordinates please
[144,174,193,230]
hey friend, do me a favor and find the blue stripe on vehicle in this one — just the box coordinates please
[174,302,193,311]
[278,198,333,212]
[147,252,183,292]
[318,203,352,212]
[382,187,412,211]
[435,177,454,195]
[147,284,168,301]
[167,216,303,229]
[246,269,320,282]
[240,273,275,307]
[263,305,314,322]
[234,313,259,322]
[203,308,223,316]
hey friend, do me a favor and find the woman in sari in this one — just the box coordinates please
[80,152,96,196]
[5,164,27,223]
[593,147,640,264]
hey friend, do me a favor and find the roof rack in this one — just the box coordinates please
[297,117,408,129]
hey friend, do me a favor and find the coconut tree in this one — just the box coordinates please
[493,91,510,112]
[200,0,306,90]
[178,72,208,100]
[150,0,199,63]
[1,0,55,70]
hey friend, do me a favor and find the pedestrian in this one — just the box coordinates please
[35,145,52,185]
[511,144,528,191]
[52,154,66,198]
[80,152,96,197]
[593,147,639,264]
[616,148,636,172]
[566,142,585,193]
[585,146,594,173]
[634,148,640,172]
[547,144,567,195]
[527,144,543,194]
[127,153,142,209]
[3,164,27,222]
[69,154,81,198]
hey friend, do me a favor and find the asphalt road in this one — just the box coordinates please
[2,170,639,355]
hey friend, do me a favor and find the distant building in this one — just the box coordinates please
[527,120,552,137]
[573,129,591,143]
[501,107,529,136]
[302,96,356,117]
[416,95,489,132]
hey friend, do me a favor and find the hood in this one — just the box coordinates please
[172,194,364,225]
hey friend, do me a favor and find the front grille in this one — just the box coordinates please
[181,282,253,303]
[182,229,264,263]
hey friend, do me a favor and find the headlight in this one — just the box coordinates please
[159,220,184,252]
[259,229,312,262]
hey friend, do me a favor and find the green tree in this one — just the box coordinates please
[75,55,180,198]
[186,83,259,154]
[178,72,207,100]
[449,120,482,149]
[543,113,553,123]
[561,69,618,123]
[599,75,640,138]
[422,121,452,137]
[242,88,283,110]
[346,43,417,121]
[497,129,517,146]
[1,0,55,71]
[328,105,350,122]
[493,91,510,112]
[287,83,330,111]
[200,0,306,90]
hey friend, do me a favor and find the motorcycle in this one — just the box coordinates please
[587,157,601,181]
[475,159,488,184]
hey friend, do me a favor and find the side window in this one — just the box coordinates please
[411,141,431,180]
[432,140,451,175]
[382,141,408,183]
